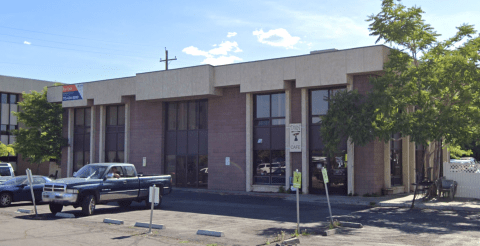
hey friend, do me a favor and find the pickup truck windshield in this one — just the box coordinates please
[74,165,107,179]
[0,167,12,176]
[3,177,26,186]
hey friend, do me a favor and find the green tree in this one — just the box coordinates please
[0,143,15,157]
[321,0,480,206]
[12,87,67,174]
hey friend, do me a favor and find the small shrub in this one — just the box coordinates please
[363,193,371,197]
[353,193,359,196]
[301,229,311,236]
[278,186,286,193]
[369,201,377,207]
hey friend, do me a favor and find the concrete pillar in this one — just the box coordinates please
[67,108,74,177]
[402,135,410,192]
[346,75,354,195]
[245,93,253,192]
[124,101,130,163]
[301,88,309,194]
[409,137,416,192]
[285,86,291,190]
[90,106,95,164]
[99,105,106,162]
[384,141,391,189]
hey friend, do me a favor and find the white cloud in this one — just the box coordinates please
[202,56,242,66]
[227,32,237,38]
[183,40,243,66]
[208,41,242,55]
[182,46,211,57]
[24,41,31,45]
[253,28,300,49]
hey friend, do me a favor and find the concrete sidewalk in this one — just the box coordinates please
[176,187,480,212]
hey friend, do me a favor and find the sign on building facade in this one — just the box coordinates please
[62,84,84,101]
[289,123,302,152]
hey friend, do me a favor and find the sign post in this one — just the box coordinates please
[148,184,159,233]
[25,169,38,216]
[322,167,334,225]
[293,170,302,233]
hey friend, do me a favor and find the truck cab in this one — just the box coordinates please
[0,163,15,185]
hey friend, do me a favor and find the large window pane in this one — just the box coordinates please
[271,150,285,176]
[9,94,17,104]
[0,94,7,104]
[167,103,177,130]
[186,155,197,187]
[255,95,270,118]
[311,90,329,115]
[199,101,208,129]
[178,102,187,130]
[166,155,176,186]
[118,105,125,125]
[74,151,84,172]
[176,156,186,186]
[0,125,7,135]
[254,150,271,175]
[85,108,91,127]
[198,155,208,188]
[188,101,197,130]
[75,108,85,126]
[271,93,285,117]
[107,106,118,126]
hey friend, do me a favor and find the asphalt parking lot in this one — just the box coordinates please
[0,189,479,245]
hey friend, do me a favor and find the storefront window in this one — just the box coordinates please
[74,107,91,171]
[105,105,125,163]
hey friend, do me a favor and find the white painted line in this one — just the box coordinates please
[134,222,165,229]
[16,209,33,214]
[196,230,224,237]
[103,218,124,225]
[55,212,75,218]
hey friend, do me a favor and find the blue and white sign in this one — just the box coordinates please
[62,84,84,101]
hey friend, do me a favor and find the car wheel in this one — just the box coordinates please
[49,203,63,214]
[82,195,96,216]
[0,193,12,207]
[118,200,132,208]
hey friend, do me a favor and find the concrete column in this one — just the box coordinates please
[409,137,416,192]
[245,93,253,192]
[285,87,291,190]
[346,75,354,195]
[124,101,130,163]
[384,141,391,189]
[402,135,410,192]
[90,106,95,164]
[67,108,74,177]
[301,88,309,194]
[99,105,106,162]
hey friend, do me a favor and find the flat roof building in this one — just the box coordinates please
[44,45,448,195]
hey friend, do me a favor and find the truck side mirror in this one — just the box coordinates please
[73,172,77,177]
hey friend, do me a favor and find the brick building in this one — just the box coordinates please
[46,45,448,195]
[0,75,57,176]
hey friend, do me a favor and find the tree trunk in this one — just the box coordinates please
[36,162,41,175]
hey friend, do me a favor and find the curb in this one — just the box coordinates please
[103,218,124,225]
[196,229,224,237]
[134,222,165,229]
[56,212,75,218]
[16,209,33,214]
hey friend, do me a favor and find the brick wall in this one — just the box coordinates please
[129,98,164,175]
[353,74,385,195]
[208,87,246,191]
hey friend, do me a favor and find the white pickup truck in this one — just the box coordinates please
[0,163,15,185]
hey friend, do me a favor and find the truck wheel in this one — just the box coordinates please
[49,203,63,214]
[82,195,96,216]
[0,193,12,207]
[118,200,132,208]
[145,194,162,209]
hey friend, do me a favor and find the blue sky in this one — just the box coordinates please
[0,0,478,84]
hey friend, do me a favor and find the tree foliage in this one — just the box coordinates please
[321,0,480,195]
[0,143,15,157]
[12,87,67,169]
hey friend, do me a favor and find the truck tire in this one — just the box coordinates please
[49,203,63,214]
[0,193,12,207]
[118,200,132,208]
[82,195,96,216]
